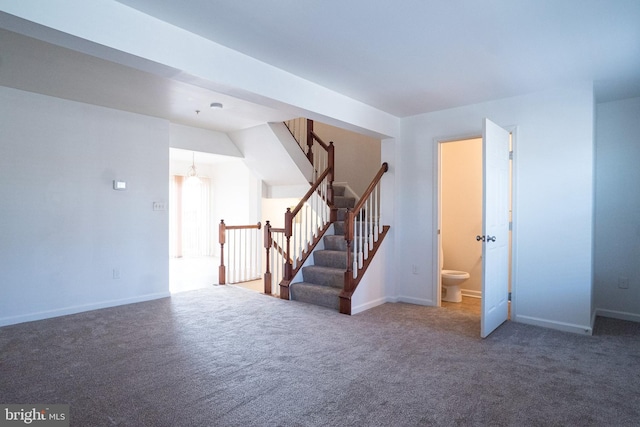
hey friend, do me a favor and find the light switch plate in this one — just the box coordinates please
[113,180,127,190]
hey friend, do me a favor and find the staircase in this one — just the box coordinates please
[289,185,355,310]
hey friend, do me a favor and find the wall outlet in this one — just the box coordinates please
[618,276,629,289]
[153,201,167,211]
[113,268,120,280]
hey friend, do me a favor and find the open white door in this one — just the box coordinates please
[481,118,510,338]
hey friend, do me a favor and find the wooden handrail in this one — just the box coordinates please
[289,167,332,218]
[310,130,330,150]
[223,223,262,230]
[351,162,388,214]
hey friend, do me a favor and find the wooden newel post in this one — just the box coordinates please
[263,221,272,295]
[218,219,226,285]
[280,208,293,300]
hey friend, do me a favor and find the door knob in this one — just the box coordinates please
[487,236,496,242]
[476,235,485,242]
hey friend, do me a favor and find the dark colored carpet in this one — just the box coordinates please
[1,286,639,426]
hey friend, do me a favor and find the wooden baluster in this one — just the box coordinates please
[263,221,272,295]
[218,219,226,285]
[327,141,335,207]
[306,119,314,164]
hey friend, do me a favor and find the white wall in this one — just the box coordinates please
[395,83,595,334]
[313,122,382,197]
[0,87,170,326]
[594,96,640,322]
[170,123,242,158]
[228,123,311,198]
[209,160,261,227]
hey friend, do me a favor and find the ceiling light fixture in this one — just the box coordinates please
[186,152,201,185]
[210,102,223,109]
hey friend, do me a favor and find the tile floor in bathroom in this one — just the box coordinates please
[442,296,512,320]
[442,296,481,316]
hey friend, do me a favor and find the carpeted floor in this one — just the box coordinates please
[1,285,639,426]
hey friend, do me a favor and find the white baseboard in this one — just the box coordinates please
[0,292,170,327]
[513,314,593,335]
[461,289,482,299]
[595,308,640,323]
[351,296,395,315]
[396,295,435,306]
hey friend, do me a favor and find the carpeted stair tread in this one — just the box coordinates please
[301,265,344,288]
[289,282,341,310]
[314,250,348,269]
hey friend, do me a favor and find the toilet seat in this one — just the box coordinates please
[442,270,470,280]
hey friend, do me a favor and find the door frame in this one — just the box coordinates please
[433,125,518,320]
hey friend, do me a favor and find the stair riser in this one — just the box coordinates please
[324,235,347,251]
[313,251,348,269]
[323,235,370,251]
[334,196,356,209]
[333,186,346,197]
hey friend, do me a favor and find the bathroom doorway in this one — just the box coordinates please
[437,124,513,335]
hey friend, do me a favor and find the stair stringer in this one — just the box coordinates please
[348,229,393,314]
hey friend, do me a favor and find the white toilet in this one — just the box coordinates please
[440,246,470,303]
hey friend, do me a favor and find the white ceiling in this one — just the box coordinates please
[0,28,294,133]
[113,0,640,116]
[1,1,639,133]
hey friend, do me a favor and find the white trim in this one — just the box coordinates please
[514,314,593,335]
[397,295,435,306]
[505,125,518,320]
[433,138,442,306]
[461,289,482,299]
[595,309,640,324]
[0,292,171,327]
[351,296,396,315]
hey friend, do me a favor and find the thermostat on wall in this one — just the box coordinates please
[113,180,127,190]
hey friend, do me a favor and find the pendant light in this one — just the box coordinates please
[186,152,201,185]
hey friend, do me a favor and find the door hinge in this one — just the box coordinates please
[509,221,513,231]
[509,150,514,160]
